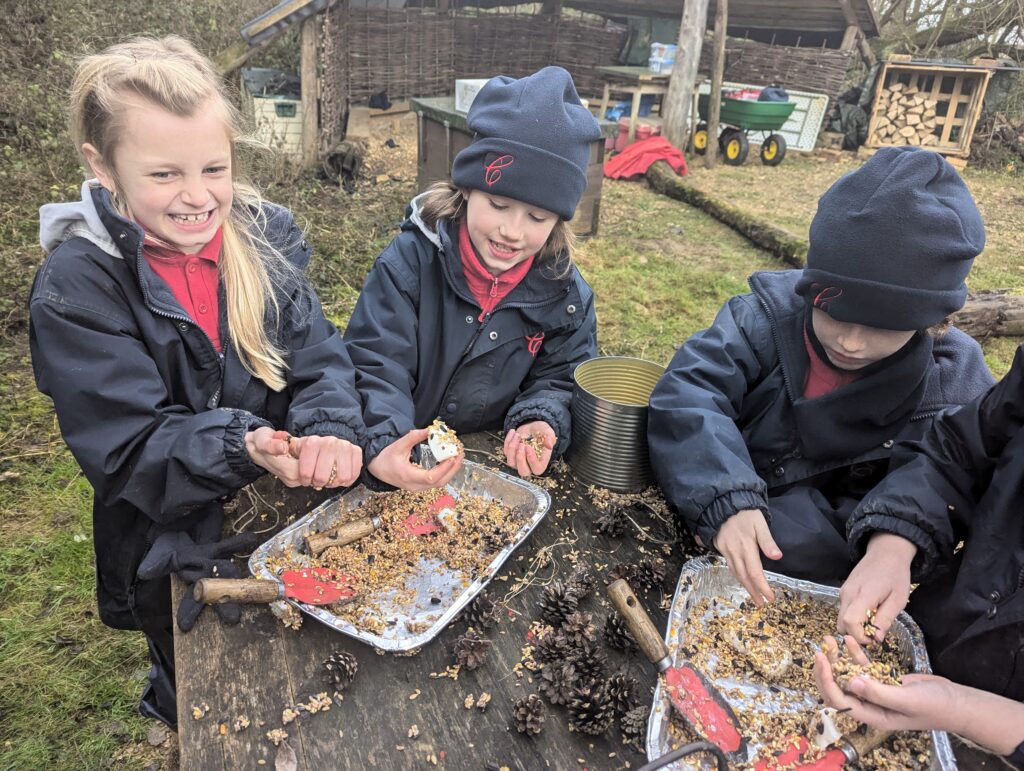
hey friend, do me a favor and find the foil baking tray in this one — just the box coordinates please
[646,556,957,770]
[249,454,550,652]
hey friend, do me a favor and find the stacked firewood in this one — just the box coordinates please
[872,83,939,147]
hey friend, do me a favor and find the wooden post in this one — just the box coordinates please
[705,0,727,168]
[301,15,319,167]
[663,0,711,149]
[838,0,877,65]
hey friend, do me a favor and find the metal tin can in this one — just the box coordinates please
[565,355,665,492]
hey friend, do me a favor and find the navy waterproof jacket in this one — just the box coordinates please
[29,181,365,631]
[851,346,1024,700]
[648,269,993,582]
[343,195,597,467]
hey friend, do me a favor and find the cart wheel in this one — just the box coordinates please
[693,123,709,155]
[723,131,749,165]
[760,134,787,166]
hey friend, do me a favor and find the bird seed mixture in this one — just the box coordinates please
[664,592,931,770]
[275,488,522,634]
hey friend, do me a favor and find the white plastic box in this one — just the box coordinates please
[455,79,490,113]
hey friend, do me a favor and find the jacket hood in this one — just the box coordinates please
[40,179,121,259]
[406,192,444,251]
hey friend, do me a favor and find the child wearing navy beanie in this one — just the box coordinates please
[345,67,600,489]
[648,146,994,604]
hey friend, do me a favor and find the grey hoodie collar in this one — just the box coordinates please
[39,179,122,259]
[407,192,444,250]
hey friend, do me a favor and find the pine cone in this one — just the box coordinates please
[322,651,358,689]
[538,660,578,706]
[538,581,579,625]
[603,613,638,653]
[567,683,615,736]
[566,642,606,683]
[594,502,629,537]
[565,565,595,600]
[606,671,641,715]
[453,630,492,670]
[635,558,667,591]
[462,590,501,629]
[534,630,572,665]
[621,704,649,748]
[512,693,546,735]
[560,610,596,648]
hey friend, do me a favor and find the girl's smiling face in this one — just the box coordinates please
[811,308,916,370]
[84,97,233,254]
[464,190,557,275]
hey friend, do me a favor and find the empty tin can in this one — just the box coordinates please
[565,356,665,492]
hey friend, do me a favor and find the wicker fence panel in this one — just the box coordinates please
[699,36,853,101]
[321,4,627,134]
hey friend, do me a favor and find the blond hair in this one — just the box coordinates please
[416,181,577,277]
[70,35,294,391]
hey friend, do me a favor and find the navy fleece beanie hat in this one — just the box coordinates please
[796,146,985,330]
[451,67,602,220]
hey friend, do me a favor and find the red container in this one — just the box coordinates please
[614,118,663,153]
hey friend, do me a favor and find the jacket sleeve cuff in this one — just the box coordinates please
[296,420,362,447]
[847,514,940,582]
[504,399,571,459]
[224,410,273,482]
[697,490,769,550]
[364,431,402,468]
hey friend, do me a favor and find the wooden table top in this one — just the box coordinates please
[594,65,672,83]
[174,433,683,770]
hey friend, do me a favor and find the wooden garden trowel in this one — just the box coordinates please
[194,567,357,606]
[305,494,458,556]
[608,579,747,760]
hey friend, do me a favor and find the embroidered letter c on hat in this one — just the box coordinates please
[484,154,515,186]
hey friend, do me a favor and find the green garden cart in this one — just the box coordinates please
[694,93,797,166]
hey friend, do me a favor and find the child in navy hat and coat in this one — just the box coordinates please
[648,146,994,605]
[344,67,600,489]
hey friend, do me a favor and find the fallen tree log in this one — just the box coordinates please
[645,160,1024,339]
[953,290,1024,338]
[645,160,807,268]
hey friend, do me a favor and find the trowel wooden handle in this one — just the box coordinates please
[844,727,893,761]
[194,578,282,604]
[305,516,379,556]
[607,578,671,666]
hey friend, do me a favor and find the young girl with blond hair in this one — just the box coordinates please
[344,67,599,490]
[29,36,365,727]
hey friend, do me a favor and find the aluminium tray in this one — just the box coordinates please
[249,455,550,652]
[646,556,956,770]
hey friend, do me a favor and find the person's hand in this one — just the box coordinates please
[713,508,781,607]
[368,428,463,491]
[246,427,302,483]
[839,533,915,645]
[814,634,957,732]
[503,421,556,477]
[286,434,362,490]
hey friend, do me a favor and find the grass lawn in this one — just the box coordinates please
[2,34,1022,767]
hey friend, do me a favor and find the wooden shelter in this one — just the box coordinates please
[235,0,880,164]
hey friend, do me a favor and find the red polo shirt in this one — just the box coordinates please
[458,221,534,321]
[143,228,223,352]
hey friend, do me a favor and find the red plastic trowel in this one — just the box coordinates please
[305,494,457,555]
[753,727,892,771]
[194,567,357,606]
[608,579,747,760]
